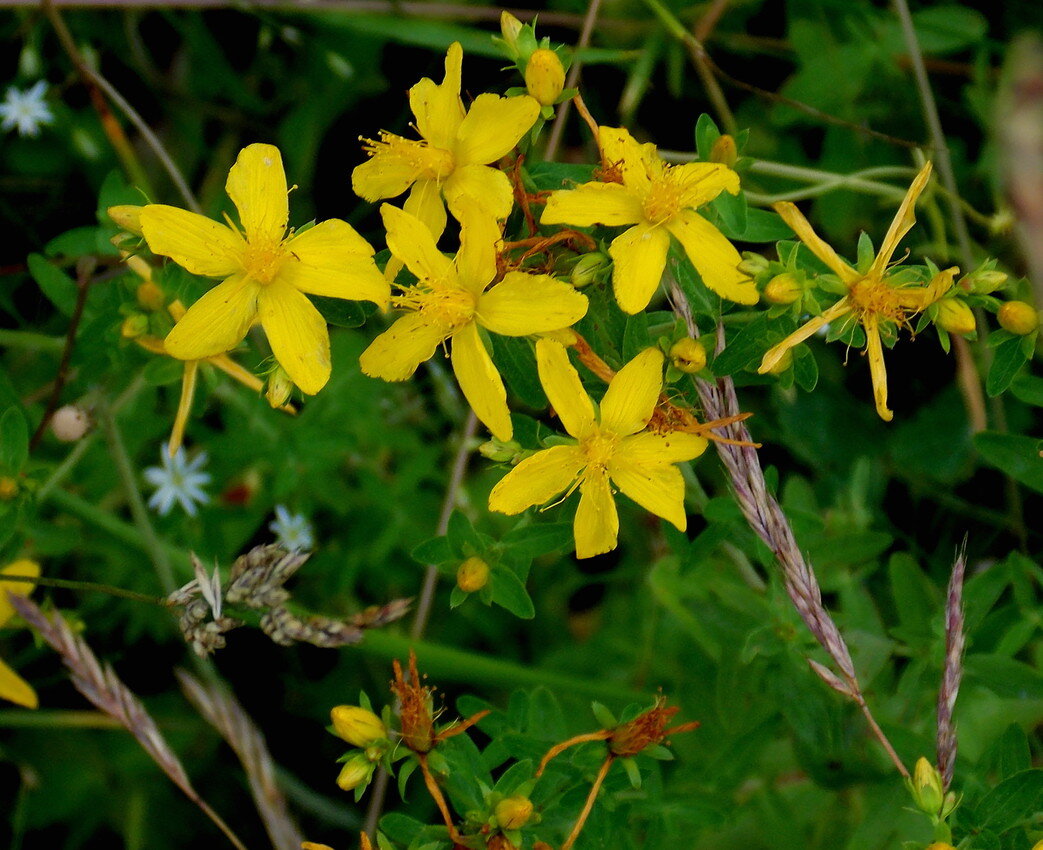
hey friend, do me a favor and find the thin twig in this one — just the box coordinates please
[0,573,163,606]
[544,0,604,161]
[560,756,613,850]
[936,541,967,791]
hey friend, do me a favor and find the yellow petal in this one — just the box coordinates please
[360,312,448,382]
[351,144,419,202]
[666,210,758,305]
[673,162,741,208]
[772,202,859,284]
[540,182,645,228]
[598,126,661,194]
[599,347,663,436]
[608,223,671,315]
[758,299,851,374]
[450,322,512,441]
[895,266,959,311]
[478,272,588,336]
[454,94,540,165]
[444,164,514,222]
[168,360,198,457]
[0,656,37,709]
[574,473,619,559]
[164,274,260,361]
[608,460,687,530]
[872,161,933,275]
[139,206,244,277]
[863,315,894,422]
[108,204,143,236]
[0,560,40,627]
[453,197,501,295]
[409,42,465,150]
[380,204,453,284]
[258,281,330,396]
[615,430,708,464]
[488,445,585,515]
[535,339,596,439]
[209,354,265,395]
[225,143,288,245]
[403,179,448,240]
[282,220,389,308]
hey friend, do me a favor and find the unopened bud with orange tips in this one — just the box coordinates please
[709,135,738,168]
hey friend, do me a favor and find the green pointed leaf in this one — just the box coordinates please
[490,567,535,619]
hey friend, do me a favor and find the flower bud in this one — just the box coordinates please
[331,705,387,748]
[669,338,707,374]
[910,756,945,816]
[50,405,92,442]
[479,439,522,463]
[457,557,490,593]
[765,349,792,375]
[763,273,802,305]
[108,205,144,236]
[136,280,165,311]
[997,300,1039,335]
[0,476,18,501]
[934,298,976,336]
[966,269,1007,294]
[494,795,534,830]
[266,367,294,409]
[121,313,150,339]
[500,12,524,47]
[335,753,375,792]
[709,135,737,168]
[525,48,565,106]
[570,252,610,288]
[737,252,769,276]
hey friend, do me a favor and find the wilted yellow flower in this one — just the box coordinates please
[0,560,40,709]
[352,43,540,238]
[138,144,388,395]
[541,125,757,313]
[359,201,588,441]
[489,340,707,558]
[759,162,956,421]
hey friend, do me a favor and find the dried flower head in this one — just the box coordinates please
[391,651,436,753]
[608,696,700,757]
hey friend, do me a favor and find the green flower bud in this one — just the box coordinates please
[121,313,150,339]
[331,705,387,748]
[737,252,769,276]
[570,252,610,288]
[709,135,737,167]
[479,438,522,463]
[765,349,793,374]
[910,756,944,816]
[934,298,976,336]
[669,337,707,374]
[763,273,802,305]
[457,557,490,593]
[965,269,1007,294]
[494,795,535,830]
[266,367,294,409]
[335,753,375,792]
[997,300,1038,335]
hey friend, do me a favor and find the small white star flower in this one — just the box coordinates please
[0,81,54,137]
[269,505,314,552]
[144,447,211,517]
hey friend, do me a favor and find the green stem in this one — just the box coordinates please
[0,573,162,605]
[0,330,65,353]
[0,709,122,729]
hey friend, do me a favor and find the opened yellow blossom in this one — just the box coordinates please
[758,161,957,421]
[137,144,389,395]
[351,42,540,238]
[541,126,758,314]
[0,559,40,709]
[359,201,588,441]
[489,340,708,558]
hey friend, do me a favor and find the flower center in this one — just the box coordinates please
[395,285,476,331]
[642,177,684,224]
[241,239,287,285]
[580,429,619,474]
[364,132,456,182]
[848,275,910,323]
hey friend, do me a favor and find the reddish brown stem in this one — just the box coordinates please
[560,756,614,850]
[536,730,611,777]
[417,754,463,843]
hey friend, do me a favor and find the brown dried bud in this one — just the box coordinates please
[608,697,699,757]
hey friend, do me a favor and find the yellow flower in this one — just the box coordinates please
[137,144,389,395]
[351,42,540,238]
[359,200,588,441]
[489,340,707,558]
[0,560,40,709]
[541,126,757,314]
[758,162,957,421]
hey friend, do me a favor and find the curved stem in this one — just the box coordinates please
[560,756,614,850]
[545,0,604,161]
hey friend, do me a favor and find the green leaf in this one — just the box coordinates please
[501,523,573,559]
[28,253,78,317]
[526,161,596,191]
[621,757,642,789]
[976,769,1043,831]
[974,432,1043,494]
[491,336,548,410]
[731,208,793,242]
[964,655,1043,700]
[792,345,818,392]
[887,553,936,643]
[711,191,748,240]
[142,358,184,386]
[412,536,453,565]
[446,511,481,556]
[986,334,1029,396]
[310,296,373,329]
[490,567,535,619]
[713,314,794,376]
[622,311,651,361]
[591,701,617,728]
[0,407,29,473]
[1010,373,1043,407]
[911,6,987,54]
[694,113,721,161]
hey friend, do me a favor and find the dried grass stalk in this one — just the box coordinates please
[936,541,967,790]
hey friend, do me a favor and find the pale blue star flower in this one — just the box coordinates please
[144,447,211,517]
[0,81,54,137]
[269,505,314,552]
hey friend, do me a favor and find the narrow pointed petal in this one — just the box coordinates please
[225,143,288,244]
[403,179,448,240]
[574,473,619,559]
[758,299,851,374]
[895,266,959,311]
[450,322,512,440]
[258,281,331,396]
[598,126,661,193]
[209,354,265,394]
[351,144,420,202]
[488,445,585,515]
[380,204,453,283]
[608,223,671,314]
[360,312,448,382]
[0,657,37,709]
[609,460,687,530]
[872,161,933,276]
[444,164,515,222]
[0,560,40,627]
[478,272,588,336]
[164,274,260,361]
[140,206,244,277]
[600,347,663,436]
[535,339,595,439]
[409,42,464,150]
[282,220,389,307]
[454,94,540,165]
[863,315,894,422]
[541,182,645,228]
[666,210,758,305]
[168,360,199,457]
[615,430,708,464]
[772,202,859,283]
[454,197,501,295]
[673,162,740,208]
